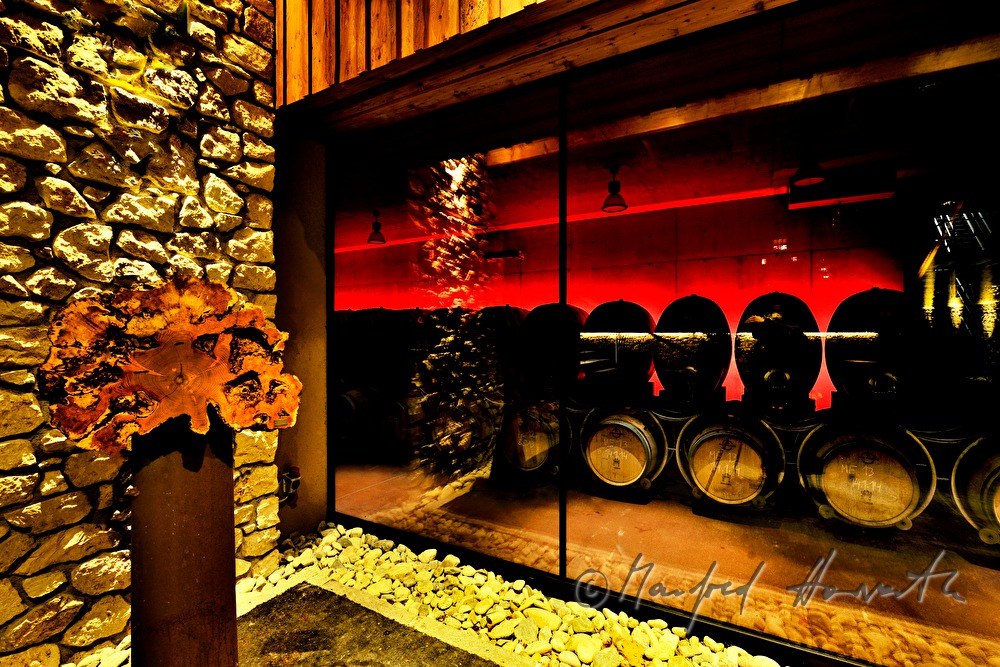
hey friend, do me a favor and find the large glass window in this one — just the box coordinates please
[329,58,1000,665]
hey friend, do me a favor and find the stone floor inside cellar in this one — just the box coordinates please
[330,463,1000,667]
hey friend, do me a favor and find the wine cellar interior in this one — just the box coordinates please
[318,3,1000,665]
[3,0,999,664]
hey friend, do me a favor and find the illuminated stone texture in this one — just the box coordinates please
[0,241,35,273]
[0,156,26,193]
[0,0,281,653]
[0,202,52,240]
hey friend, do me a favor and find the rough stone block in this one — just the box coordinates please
[0,202,53,241]
[0,107,66,162]
[0,326,50,367]
[234,429,277,466]
[0,390,45,441]
[64,450,124,488]
[70,550,130,596]
[0,439,35,471]
[231,263,275,291]
[14,524,119,576]
[8,57,109,126]
[0,14,62,61]
[4,491,91,534]
[0,157,26,193]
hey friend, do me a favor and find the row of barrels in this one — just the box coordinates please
[496,400,1000,545]
[334,287,994,424]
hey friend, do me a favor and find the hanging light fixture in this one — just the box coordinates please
[367,210,386,244]
[790,158,826,187]
[602,165,628,213]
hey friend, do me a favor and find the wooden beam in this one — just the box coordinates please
[485,33,1000,165]
[297,0,799,128]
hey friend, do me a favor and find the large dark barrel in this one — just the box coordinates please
[951,436,1000,544]
[580,409,669,490]
[798,423,936,529]
[471,305,529,397]
[653,295,732,411]
[519,303,588,396]
[580,299,655,396]
[332,307,420,396]
[735,292,821,414]
[826,288,908,409]
[676,407,784,506]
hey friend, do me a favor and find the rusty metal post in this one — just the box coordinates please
[130,417,238,667]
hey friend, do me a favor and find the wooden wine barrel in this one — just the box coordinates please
[798,424,936,528]
[582,410,668,489]
[519,303,588,395]
[951,437,1000,544]
[826,288,909,408]
[581,299,655,394]
[735,292,821,413]
[653,295,731,410]
[676,410,784,505]
[498,401,561,473]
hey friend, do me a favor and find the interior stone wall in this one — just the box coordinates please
[0,0,280,661]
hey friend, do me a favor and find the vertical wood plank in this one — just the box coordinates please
[339,0,367,81]
[311,0,336,92]
[401,0,427,57]
[499,0,521,18]
[459,0,488,33]
[427,0,458,47]
[371,0,397,68]
[488,0,500,20]
[276,0,285,106]
[286,0,310,104]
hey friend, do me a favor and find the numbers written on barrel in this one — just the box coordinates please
[497,399,563,475]
[798,424,937,529]
[951,436,1000,545]
[676,408,784,506]
[582,410,670,490]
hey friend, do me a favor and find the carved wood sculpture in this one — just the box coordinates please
[38,276,302,667]
[39,275,302,451]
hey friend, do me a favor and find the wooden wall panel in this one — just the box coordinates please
[312,0,337,92]
[339,0,368,81]
[401,0,429,58]
[286,0,310,105]
[371,0,399,67]
[276,0,284,106]
[460,0,489,33]
[427,0,459,47]
[500,0,521,18]
[274,0,556,105]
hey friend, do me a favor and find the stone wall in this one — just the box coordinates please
[0,0,281,661]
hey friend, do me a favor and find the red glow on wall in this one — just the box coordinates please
[334,193,905,410]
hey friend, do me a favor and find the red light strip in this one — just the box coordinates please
[334,186,788,254]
